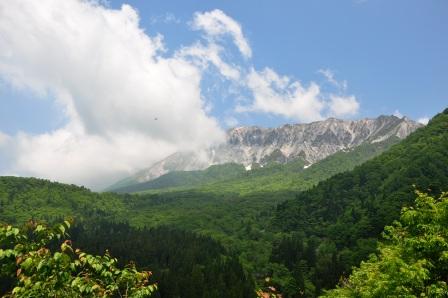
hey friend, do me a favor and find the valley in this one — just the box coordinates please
[1,110,447,297]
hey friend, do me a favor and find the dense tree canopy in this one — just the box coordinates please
[323,192,448,297]
[70,221,256,298]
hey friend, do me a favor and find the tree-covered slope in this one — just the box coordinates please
[71,222,255,298]
[0,179,256,297]
[0,109,446,297]
[110,163,246,193]
[323,192,448,297]
[267,108,448,296]
[0,177,127,224]
[0,135,402,283]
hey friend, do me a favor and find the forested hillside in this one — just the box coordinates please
[323,191,448,297]
[267,108,448,296]
[0,181,255,297]
[0,177,126,224]
[71,222,255,298]
[0,135,401,282]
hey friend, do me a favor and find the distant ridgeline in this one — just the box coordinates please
[111,135,403,195]
[0,109,446,297]
[107,115,422,193]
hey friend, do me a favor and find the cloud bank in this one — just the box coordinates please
[0,0,224,188]
[0,2,360,188]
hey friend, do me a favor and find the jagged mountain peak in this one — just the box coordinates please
[107,115,422,190]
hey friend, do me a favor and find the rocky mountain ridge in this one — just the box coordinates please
[108,115,422,190]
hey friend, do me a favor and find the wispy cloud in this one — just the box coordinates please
[318,68,348,91]
[150,12,181,25]
[191,9,252,59]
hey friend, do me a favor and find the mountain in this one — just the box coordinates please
[111,136,400,194]
[107,115,422,191]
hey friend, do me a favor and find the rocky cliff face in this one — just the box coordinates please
[111,115,423,187]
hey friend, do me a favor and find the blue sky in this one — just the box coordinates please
[113,0,447,126]
[0,0,446,187]
[2,0,447,135]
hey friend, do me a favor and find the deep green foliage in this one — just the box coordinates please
[0,221,156,297]
[270,109,448,295]
[323,192,448,297]
[0,178,256,297]
[70,221,255,298]
[0,137,393,282]
[110,163,246,194]
[0,108,446,297]
[0,177,127,225]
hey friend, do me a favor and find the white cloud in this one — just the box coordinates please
[192,9,252,58]
[0,0,224,189]
[417,117,429,125]
[318,68,347,91]
[177,42,240,80]
[237,68,359,122]
[0,131,9,147]
[329,95,359,117]
[238,68,324,123]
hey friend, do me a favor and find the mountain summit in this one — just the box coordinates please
[108,115,422,190]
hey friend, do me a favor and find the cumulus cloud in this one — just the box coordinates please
[417,117,429,125]
[0,0,224,189]
[328,95,359,117]
[191,9,252,58]
[237,68,324,122]
[237,68,359,122]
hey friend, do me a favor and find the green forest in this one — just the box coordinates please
[0,108,447,297]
